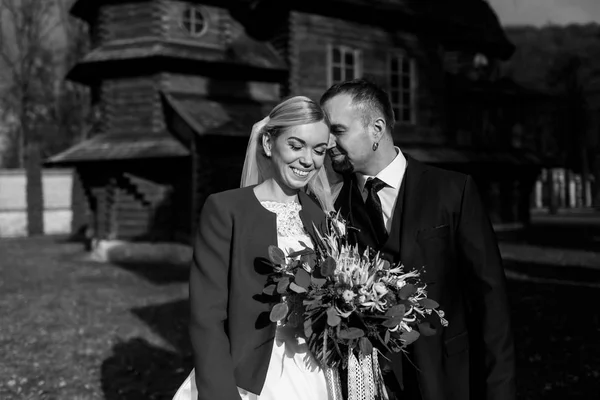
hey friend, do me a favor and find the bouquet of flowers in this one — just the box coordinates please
[263,212,448,400]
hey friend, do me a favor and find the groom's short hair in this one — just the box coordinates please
[320,78,395,134]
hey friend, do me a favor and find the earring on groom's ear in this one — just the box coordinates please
[372,142,379,151]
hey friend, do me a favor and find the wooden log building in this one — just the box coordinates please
[47,0,541,242]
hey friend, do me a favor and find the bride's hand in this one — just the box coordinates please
[251,116,270,135]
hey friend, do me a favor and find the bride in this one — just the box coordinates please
[172,96,341,400]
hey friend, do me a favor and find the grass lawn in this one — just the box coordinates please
[0,236,192,400]
[0,236,599,399]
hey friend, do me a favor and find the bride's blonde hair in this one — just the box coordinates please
[258,96,330,155]
[246,96,334,212]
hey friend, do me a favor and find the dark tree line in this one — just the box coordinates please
[503,23,600,208]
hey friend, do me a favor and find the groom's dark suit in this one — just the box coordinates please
[335,155,516,400]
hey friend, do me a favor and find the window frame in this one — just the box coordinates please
[387,51,418,125]
[180,5,209,38]
[327,44,362,87]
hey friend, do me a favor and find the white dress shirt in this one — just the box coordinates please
[356,148,407,233]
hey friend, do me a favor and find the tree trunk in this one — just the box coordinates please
[19,128,25,168]
[25,138,44,236]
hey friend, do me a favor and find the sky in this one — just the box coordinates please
[487,0,600,27]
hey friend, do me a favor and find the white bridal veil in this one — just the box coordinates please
[240,116,335,213]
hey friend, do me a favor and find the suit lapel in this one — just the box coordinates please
[398,155,429,271]
[298,191,326,239]
[349,176,382,250]
[334,174,353,220]
[334,174,373,248]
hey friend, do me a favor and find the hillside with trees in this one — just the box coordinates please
[502,23,600,207]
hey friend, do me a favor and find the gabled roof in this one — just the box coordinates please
[46,92,276,165]
[68,2,287,86]
[66,39,286,85]
[45,131,189,165]
[238,0,515,60]
[70,0,240,22]
[74,38,284,66]
[162,91,275,145]
[438,0,515,59]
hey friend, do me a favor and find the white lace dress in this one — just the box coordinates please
[173,201,331,400]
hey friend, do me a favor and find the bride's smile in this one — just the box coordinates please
[291,167,311,178]
[264,121,330,192]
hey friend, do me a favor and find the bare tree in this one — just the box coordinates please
[55,0,96,238]
[0,0,59,235]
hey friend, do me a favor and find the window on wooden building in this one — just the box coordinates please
[328,45,362,86]
[388,52,417,124]
[181,5,208,37]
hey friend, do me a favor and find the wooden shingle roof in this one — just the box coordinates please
[46,92,276,165]
[67,37,287,85]
[162,92,275,144]
[70,0,242,22]
[45,132,189,165]
[239,0,515,60]
[75,37,285,70]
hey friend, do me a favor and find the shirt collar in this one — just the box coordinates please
[357,147,406,192]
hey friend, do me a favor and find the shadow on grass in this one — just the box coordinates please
[102,241,192,285]
[101,300,193,400]
[100,338,192,400]
[110,262,190,285]
[130,299,192,354]
[98,265,600,400]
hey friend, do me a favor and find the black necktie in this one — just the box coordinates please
[364,177,388,245]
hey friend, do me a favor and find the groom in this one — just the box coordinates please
[320,79,516,400]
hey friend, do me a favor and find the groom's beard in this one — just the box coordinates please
[328,149,354,174]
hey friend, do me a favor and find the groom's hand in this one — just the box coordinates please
[251,116,270,135]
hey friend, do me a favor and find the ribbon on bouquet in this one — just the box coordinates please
[324,348,389,400]
[324,367,344,400]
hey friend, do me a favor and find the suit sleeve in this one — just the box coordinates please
[189,195,241,400]
[456,176,516,400]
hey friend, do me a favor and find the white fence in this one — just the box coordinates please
[0,169,73,238]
